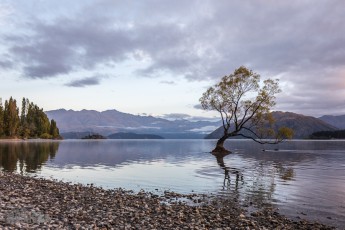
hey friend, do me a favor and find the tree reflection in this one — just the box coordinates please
[275,162,294,181]
[0,141,60,173]
[213,150,295,206]
[213,152,243,191]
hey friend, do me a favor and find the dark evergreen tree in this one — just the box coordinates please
[50,119,60,138]
[4,97,20,137]
[20,97,27,123]
[0,96,61,139]
[26,102,51,138]
[20,98,30,138]
[0,98,4,137]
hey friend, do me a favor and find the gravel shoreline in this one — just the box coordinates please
[0,172,335,229]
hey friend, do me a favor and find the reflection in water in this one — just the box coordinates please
[0,140,344,228]
[214,153,243,191]
[214,149,295,208]
[0,141,60,173]
[275,163,294,181]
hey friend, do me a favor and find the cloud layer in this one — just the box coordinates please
[1,0,345,116]
[65,76,102,87]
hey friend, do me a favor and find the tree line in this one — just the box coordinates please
[0,97,61,139]
[310,130,345,139]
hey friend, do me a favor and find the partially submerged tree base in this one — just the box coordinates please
[211,145,231,156]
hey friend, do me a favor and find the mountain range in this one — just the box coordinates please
[46,109,342,139]
[319,115,345,129]
[205,111,337,139]
[46,109,221,139]
[107,132,164,139]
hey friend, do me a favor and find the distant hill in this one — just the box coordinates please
[310,130,345,139]
[82,134,106,139]
[47,109,339,140]
[108,132,164,139]
[60,132,92,139]
[319,115,345,129]
[60,131,163,139]
[46,109,221,139]
[205,111,337,139]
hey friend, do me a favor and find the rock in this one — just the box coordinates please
[0,172,336,229]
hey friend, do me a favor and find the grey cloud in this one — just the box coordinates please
[2,0,345,116]
[276,81,345,117]
[193,104,203,110]
[161,113,191,120]
[187,117,220,122]
[189,125,220,133]
[0,59,12,69]
[8,16,135,78]
[0,52,13,69]
[4,1,219,80]
[65,76,101,87]
[276,96,345,117]
[161,113,219,122]
[6,1,345,80]
[160,80,175,85]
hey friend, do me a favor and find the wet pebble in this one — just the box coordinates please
[0,172,336,229]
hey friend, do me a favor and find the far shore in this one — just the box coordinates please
[0,172,335,229]
[0,138,62,142]
[2,138,345,142]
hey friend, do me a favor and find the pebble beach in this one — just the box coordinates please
[0,172,335,229]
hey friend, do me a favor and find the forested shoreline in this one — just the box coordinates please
[310,130,345,139]
[0,97,61,139]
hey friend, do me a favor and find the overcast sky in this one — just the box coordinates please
[0,0,344,119]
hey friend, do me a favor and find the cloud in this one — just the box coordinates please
[65,76,102,87]
[5,1,345,81]
[0,59,12,69]
[189,125,220,133]
[161,113,220,122]
[193,104,203,110]
[160,80,176,85]
[0,3,13,26]
[2,0,345,116]
[7,17,135,78]
[161,113,191,120]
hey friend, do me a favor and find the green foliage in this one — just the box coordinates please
[199,66,292,151]
[40,133,52,139]
[19,98,30,138]
[4,97,20,137]
[25,100,51,138]
[0,99,4,137]
[49,119,60,139]
[277,127,294,140]
[0,97,61,139]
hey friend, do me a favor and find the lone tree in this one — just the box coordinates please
[200,66,293,153]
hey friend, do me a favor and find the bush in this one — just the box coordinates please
[40,133,52,139]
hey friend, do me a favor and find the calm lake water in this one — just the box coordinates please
[0,139,344,228]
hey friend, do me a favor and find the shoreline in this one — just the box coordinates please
[0,139,62,142]
[0,172,335,229]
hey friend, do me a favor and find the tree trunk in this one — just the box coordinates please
[212,135,231,154]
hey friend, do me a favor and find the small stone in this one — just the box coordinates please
[0,172,336,229]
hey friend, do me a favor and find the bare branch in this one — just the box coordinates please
[236,133,282,145]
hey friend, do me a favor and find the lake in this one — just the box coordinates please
[0,139,344,228]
